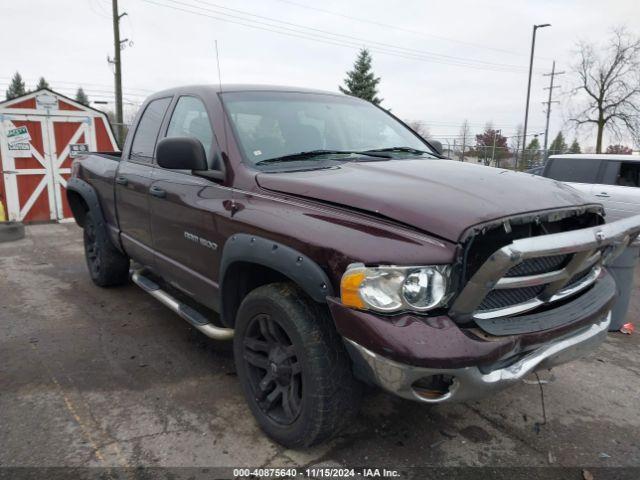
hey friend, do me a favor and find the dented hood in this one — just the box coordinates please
[256,159,593,242]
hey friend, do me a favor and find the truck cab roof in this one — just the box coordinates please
[147,84,347,100]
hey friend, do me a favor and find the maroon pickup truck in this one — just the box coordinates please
[67,85,640,448]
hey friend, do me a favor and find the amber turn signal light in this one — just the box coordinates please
[340,269,366,309]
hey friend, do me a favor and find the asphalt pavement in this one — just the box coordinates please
[1,223,639,478]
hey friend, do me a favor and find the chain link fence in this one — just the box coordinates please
[439,144,567,172]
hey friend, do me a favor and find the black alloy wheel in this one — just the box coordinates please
[84,217,101,276]
[233,283,362,448]
[242,313,302,425]
[82,211,129,286]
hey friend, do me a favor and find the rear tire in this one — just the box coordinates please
[234,282,361,448]
[83,211,129,287]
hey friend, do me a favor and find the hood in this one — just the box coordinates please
[255,160,595,242]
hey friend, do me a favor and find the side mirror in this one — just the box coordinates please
[156,137,208,171]
[429,140,443,155]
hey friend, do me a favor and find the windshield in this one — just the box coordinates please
[221,91,433,166]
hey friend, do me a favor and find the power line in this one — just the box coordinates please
[0,83,147,100]
[180,0,532,71]
[88,0,111,19]
[415,120,544,127]
[0,77,153,94]
[139,0,537,74]
[274,0,545,60]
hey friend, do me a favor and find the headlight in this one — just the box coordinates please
[340,264,451,313]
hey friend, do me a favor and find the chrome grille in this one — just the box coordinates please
[479,254,581,312]
[504,254,569,277]
[566,266,592,287]
[479,286,545,311]
[450,214,640,322]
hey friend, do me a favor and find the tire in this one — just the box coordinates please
[234,282,362,448]
[83,210,129,287]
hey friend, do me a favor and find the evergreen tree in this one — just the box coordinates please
[524,137,541,168]
[339,48,382,104]
[6,72,27,100]
[36,77,50,90]
[569,138,582,153]
[548,131,567,155]
[75,87,89,106]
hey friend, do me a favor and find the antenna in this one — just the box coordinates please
[214,40,223,92]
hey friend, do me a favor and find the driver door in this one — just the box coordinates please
[149,95,230,310]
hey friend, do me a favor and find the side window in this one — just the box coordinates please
[545,158,599,183]
[616,162,640,187]
[130,97,171,162]
[602,161,621,186]
[166,96,214,161]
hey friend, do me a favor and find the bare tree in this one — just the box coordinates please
[406,120,431,140]
[570,28,640,152]
[509,124,524,168]
[458,119,471,161]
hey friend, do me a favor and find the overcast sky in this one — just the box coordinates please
[2,0,638,150]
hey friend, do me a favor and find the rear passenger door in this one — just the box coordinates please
[116,97,172,266]
[149,95,230,310]
[597,160,640,221]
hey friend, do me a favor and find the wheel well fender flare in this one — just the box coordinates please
[66,177,122,252]
[66,177,102,227]
[219,234,335,322]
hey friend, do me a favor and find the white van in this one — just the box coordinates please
[543,154,640,222]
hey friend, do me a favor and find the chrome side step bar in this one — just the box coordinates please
[131,270,234,341]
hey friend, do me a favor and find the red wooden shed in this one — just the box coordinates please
[0,89,119,223]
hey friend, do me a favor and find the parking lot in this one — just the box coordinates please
[1,223,640,475]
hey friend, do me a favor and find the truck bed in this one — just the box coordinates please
[75,152,122,233]
[92,151,122,161]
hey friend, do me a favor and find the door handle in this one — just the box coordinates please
[149,186,167,198]
[595,192,611,198]
[115,176,128,186]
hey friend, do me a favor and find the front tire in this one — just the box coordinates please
[83,211,129,287]
[234,283,361,448]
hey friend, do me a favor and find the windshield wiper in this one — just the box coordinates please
[363,146,436,155]
[255,149,390,165]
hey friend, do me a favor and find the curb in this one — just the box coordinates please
[0,221,25,243]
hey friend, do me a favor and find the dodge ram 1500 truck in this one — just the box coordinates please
[67,85,640,448]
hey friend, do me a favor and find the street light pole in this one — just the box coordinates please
[520,23,551,170]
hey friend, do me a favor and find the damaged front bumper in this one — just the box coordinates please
[330,214,640,403]
[344,313,610,403]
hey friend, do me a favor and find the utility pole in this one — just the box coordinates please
[459,120,470,162]
[110,0,127,147]
[491,129,502,167]
[542,61,565,160]
[520,23,551,170]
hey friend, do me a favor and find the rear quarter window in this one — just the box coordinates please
[545,158,600,183]
[129,97,171,162]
